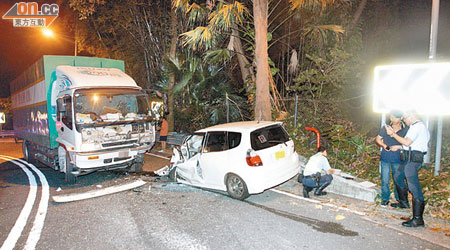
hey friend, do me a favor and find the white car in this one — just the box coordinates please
[170,121,301,200]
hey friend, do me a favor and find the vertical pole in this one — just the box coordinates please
[434,117,442,176]
[429,0,439,60]
[381,113,386,128]
[429,0,442,175]
[424,116,431,163]
[226,93,229,123]
[294,95,298,128]
[74,15,77,57]
[379,112,386,174]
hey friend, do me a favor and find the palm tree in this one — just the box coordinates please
[174,0,340,121]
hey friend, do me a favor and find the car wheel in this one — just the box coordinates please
[64,151,76,184]
[226,174,249,200]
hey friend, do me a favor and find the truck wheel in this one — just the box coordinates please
[22,141,35,164]
[226,174,249,200]
[64,151,76,184]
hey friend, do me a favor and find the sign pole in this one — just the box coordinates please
[429,0,442,175]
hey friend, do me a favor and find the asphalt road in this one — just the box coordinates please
[0,139,446,250]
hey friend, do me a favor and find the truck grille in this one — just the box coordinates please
[102,139,138,148]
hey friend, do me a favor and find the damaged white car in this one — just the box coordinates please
[170,121,301,200]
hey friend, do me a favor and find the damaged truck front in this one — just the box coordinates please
[11,56,155,183]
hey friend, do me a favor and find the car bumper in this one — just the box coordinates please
[242,155,300,194]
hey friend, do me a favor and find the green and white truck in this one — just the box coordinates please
[10,56,155,183]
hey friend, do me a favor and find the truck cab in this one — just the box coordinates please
[52,66,155,182]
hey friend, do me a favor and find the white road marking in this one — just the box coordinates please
[270,189,366,216]
[0,157,37,250]
[52,180,146,203]
[145,152,170,160]
[16,159,49,250]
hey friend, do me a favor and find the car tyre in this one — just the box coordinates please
[226,174,249,200]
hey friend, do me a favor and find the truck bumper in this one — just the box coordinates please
[72,145,150,173]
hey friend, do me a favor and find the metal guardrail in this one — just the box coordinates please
[0,130,15,138]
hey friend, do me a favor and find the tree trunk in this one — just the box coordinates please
[231,28,255,89]
[167,7,177,131]
[348,0,367,33]
[253,0,271,121]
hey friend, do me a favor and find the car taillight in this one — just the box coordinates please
[246,149,263,167]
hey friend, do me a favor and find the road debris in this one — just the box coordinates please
[154,165,170,176]
[335,215,345,220]
[52,180,146,203]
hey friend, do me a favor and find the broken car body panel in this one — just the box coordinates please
[172,121,301,198]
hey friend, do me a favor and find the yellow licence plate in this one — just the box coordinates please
[275,150,285,160]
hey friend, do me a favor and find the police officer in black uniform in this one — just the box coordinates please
[386,110,430,227]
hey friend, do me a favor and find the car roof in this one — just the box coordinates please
[196,121,283,133]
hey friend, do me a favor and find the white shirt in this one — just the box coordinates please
[303,152,331,176]
[403,121,430,152]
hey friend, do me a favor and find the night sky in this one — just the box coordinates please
[0,0,449,98]
[0,0,73,98]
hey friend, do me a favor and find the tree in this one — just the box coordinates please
[253,0,271,120]
[167,7,178,131]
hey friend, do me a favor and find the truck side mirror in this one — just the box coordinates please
[56,98,66,118]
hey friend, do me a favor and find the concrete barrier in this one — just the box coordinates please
[327,175,380,202]
[297,153,380,202]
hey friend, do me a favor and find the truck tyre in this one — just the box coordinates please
[226,174,249,200]
[22,141,36,164]
[64,151,76,184]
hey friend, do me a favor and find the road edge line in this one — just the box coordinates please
[0,157,37,250]
[270,189,366,216]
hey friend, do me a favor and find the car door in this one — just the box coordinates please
[176,133,205,185]
[198,131,229,189]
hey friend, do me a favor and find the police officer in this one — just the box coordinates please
[386,110,430,227]
[301,146,335,198]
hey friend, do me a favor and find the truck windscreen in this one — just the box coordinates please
[74,89,150,124]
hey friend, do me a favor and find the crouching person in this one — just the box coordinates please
[302,146,335,198]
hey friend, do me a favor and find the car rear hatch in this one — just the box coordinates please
[248,124,295,168]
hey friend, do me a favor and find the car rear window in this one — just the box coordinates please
[250,124,290,151]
